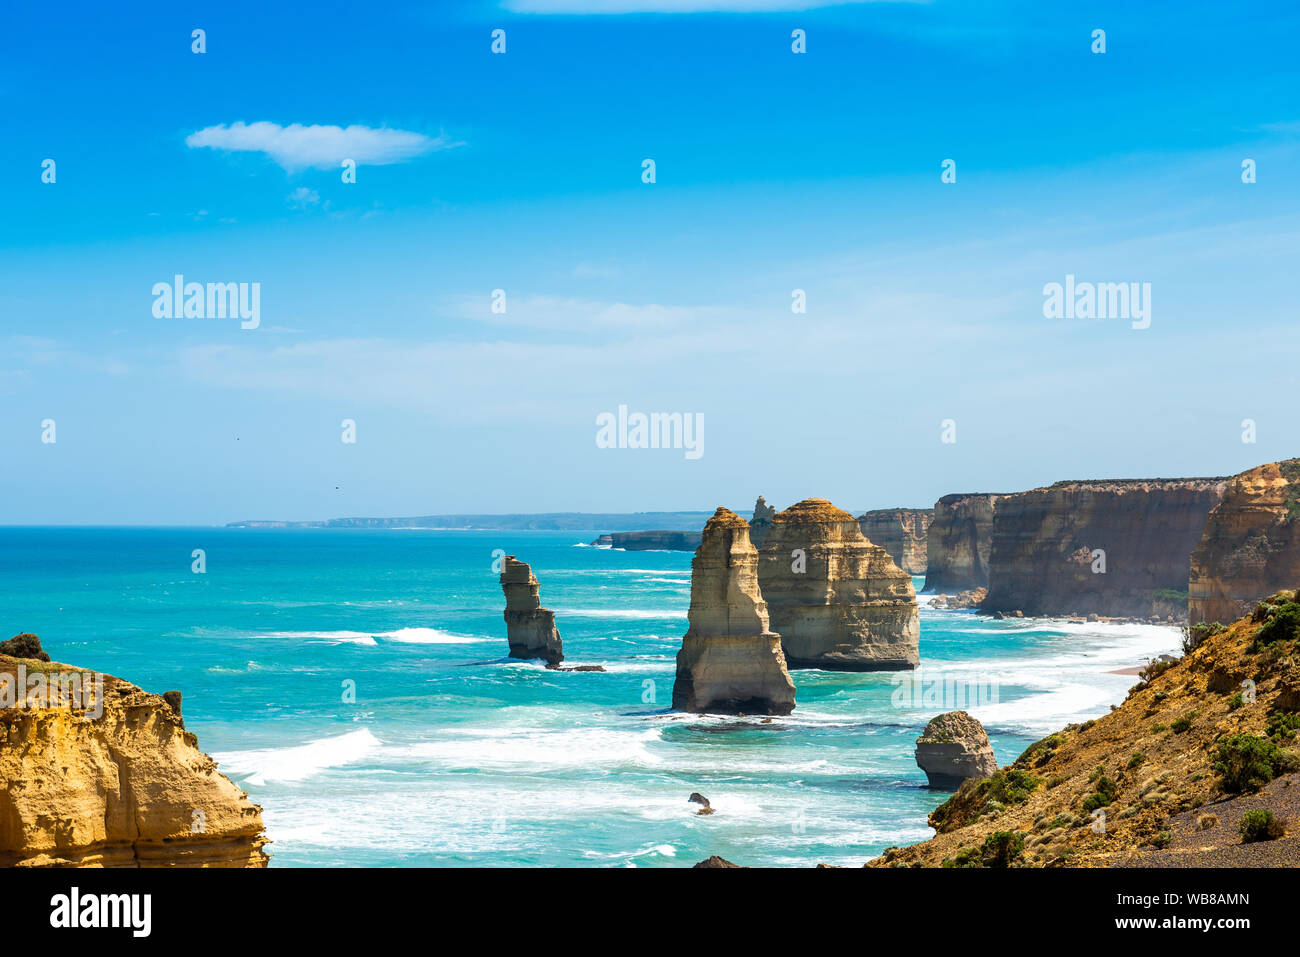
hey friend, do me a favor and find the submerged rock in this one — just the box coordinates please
[672,508,796,715]
[759,499,919,671]
[499,556,564,666]
[914,711,998,789]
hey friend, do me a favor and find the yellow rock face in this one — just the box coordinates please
[1,657,269,868]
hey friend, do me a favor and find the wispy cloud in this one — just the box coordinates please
[185,121,462,172]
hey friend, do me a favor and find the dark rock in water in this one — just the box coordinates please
[547,663,606,672]
[914,711,998,789]
[0,633,51,662]
[693,855,743,868]
[499,556,564,666]
[688,792,712,814]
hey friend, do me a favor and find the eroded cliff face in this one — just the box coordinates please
[981,479,1227,619]
[857,508,931,576]
[924,494,1001,592]
[672,508,796,715]
[759,499,919,670]
[1189,460,1300,625]
[1,655,269,868]
[500,555,564,666]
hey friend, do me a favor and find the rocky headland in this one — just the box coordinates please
[857,508,932,576]
[672,508,796,715]
[758,498,919,670]
[589,530,701,551]
[874,596,1300,867]
[924,493,1002,592]
[915,711,998,789]
[981,478,1227,620]
[1190,459,1300,625]
[1,635,270,868]
[500,556,565,666]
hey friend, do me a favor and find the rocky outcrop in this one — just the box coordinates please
[924,494,1002,592]
[1189,460,1300,625]
[1,650,269,867]
[982,479,1227,619]
[758,499,919,670]
[500,556,564,666]
[672,508,796,715]
[857,508,932,576]
[914,711,998,789]
[926,588,988,610]
[588,530,701,551]
[749,496,776,548]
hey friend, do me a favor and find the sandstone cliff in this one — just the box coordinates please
[981,479,1227,619]
[500,556,564,666]
[588,530,701,551]
[672,508,796,715]
[758,499,919,670]
[924,494,1002,592]
[874,597,1300,867]
[857,508,931,576]
[1189,460,1300,625]
[915,711,998,789]
[1,645,269,868]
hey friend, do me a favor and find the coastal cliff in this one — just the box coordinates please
[672,508,796,714]
[1190,460,1300,625]
[981,479,1227,619]
[874,599,1300,867]
[1,643,269,868]
[857,508,931,576]
[924,494,1002,592]
[759,499,919,670]
[589,530,701,551]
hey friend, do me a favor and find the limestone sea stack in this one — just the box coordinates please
[981,478,1227,619]
[759,499,919,670]
[924,494,1002,592]
[672,508,796,715]
[1,645,269,867]
[914,711,998,789]
[857,508,932,576]
[1189,459,1300,625]
[500,555,564,666]
[749,496,777,548]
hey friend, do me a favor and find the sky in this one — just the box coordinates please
[2,0,1299,525]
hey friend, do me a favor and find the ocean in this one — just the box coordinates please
[0,526,1183,867]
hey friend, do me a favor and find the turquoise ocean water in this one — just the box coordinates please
[0,527,1182,867]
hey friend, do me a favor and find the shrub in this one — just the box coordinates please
[1127,752,1146,771]
[1215,734,1300,793]
[1151,723,1168,733]
[945,831,1026,869]
[1183,621,1226,653]
[1227,692,1244,711]
[1255,603,1300,648]
[1239,809,1286,843]
[1171,712,1198,733]
[1266,712,1300,741]
[1140,658,1177,683]
[1150,830,1174,849]
[1197,814,1218,830]
[1082,773,1118,813]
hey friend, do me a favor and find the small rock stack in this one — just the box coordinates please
[914,711,998,789]
[500,556,564,666]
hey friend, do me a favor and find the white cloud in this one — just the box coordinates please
[185,121,461,171]
[287,186,321,209]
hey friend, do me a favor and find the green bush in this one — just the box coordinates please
[1171,712,1198,733]
[1082,773,1118,812]
[944,831,1025,869]
[1215,734,1300,793]
[1150,830,1174,849]
[1227,692,1244,711]
[1183,621,1225,653]
[1239,809,1286,843]
[1255,603,1300,647]
[1266,712,1300,741]
[1127,752,1146,770]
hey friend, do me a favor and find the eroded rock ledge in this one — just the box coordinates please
[1,640,269,868]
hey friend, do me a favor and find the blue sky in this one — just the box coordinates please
[2,0,1299,524]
